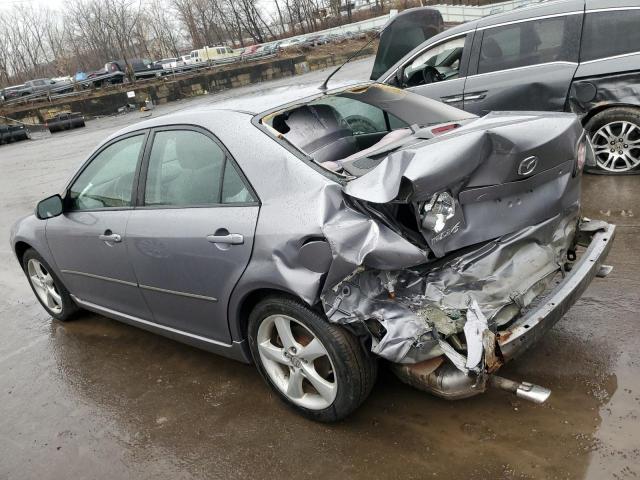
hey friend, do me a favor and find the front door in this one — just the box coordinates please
[403,33,474,110]
[462,14,582,115]
[46,132,151,320]
[126,127,259,343]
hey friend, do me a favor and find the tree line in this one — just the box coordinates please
[0,0,402,88]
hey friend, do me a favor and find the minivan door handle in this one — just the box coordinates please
[206,233,244,245]
[464,91,487,101]
[441,94,464,104]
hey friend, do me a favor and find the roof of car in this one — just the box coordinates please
[200,79,368,114]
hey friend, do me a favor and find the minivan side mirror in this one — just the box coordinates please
[36,194,63,219]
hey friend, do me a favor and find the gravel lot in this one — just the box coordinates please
[1,58,638,479]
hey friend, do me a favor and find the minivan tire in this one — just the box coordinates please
[247,296,377,422]
[585,107,640,175]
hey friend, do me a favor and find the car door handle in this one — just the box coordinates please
[206,233,244,245]
[441,95,463,104]
[464,91,487,101]
[99,232,122,243]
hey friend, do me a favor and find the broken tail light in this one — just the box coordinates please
[421,192,456,233]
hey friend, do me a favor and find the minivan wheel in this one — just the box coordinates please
[585,107,640,174]
[247,296,377,422]
[22,248,78,321]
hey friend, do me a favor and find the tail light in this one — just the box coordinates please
[431,123,460,135]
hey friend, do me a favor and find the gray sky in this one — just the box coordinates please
[0,0,68,10]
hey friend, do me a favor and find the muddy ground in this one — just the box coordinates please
[1,59,638,479]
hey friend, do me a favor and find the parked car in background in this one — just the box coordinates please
[153,58,176,69]
[374,0,640,173]
[188,45,235,64]
[0,85,25,101]
[15,78,74,97]
[11,82,614,421]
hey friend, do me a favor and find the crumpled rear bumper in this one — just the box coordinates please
[497,221,615,361]
[393,220,616,399]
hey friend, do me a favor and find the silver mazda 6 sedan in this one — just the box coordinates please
[11,82,614,421]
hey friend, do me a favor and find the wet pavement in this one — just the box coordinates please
[1,59,639,479]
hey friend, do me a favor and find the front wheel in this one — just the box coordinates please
[585,107,640,174]
[247,296,377,422]
[22,248,78,321]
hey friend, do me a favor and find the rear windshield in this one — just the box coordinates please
[262,84,474,176]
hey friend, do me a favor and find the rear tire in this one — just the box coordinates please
[585,107,640,174]
[22,248,78,321]
[247,296,377,422]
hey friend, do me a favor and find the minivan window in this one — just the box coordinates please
[478,15,579,74]
[581,10,640,62]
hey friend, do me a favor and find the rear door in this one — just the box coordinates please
[463,12,583,115]
[126,126,259,343]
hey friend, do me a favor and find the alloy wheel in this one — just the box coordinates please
[27,259,63,315]
[591,121,640,172]
[257,314,337,410]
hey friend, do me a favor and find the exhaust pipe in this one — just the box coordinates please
[489,375,551,404]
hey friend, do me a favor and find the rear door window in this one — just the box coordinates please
[580,9,640,62]
[143,129,255,207]
[478,15,580,74]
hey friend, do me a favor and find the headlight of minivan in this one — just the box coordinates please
[421,192,455,233]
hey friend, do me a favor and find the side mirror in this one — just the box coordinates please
[36,194,63,219]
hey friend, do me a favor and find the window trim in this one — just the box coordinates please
[64,129,150,213]
[135,124,260,210]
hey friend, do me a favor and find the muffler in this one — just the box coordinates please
[489,375,551,404]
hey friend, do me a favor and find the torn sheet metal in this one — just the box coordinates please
[569,71,640,118]
[321,210,579,364]
[342,111,583,258]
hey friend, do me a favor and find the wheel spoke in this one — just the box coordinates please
[274,316,299,350]
[48,287,62,307]
[286,368,305,399]
[298,338,328,362]
[258,340,289,365]
[302,363,336,402]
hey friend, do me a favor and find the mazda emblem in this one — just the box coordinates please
[518,156,538,176]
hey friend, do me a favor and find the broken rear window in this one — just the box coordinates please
[261,84,475,175]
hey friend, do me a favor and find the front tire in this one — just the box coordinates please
[22,248,78,321]
[247,296,377,422]
[585,107,640,174]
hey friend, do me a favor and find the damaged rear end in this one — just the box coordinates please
[321,110,615,403]
[259,84,615,403]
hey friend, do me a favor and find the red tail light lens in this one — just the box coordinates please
[431,123,460,135]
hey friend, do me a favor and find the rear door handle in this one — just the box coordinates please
[206,233,244,245]
[441,95,463,104]
[464,91,487,101]
[99,232,122,243]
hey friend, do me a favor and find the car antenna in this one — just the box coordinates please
[318,29,382,92]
